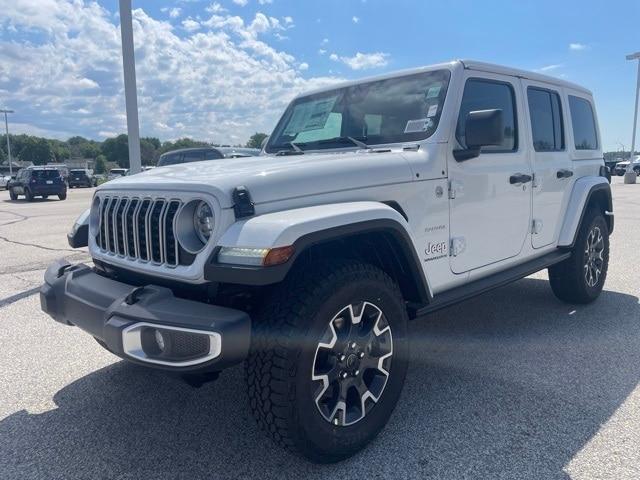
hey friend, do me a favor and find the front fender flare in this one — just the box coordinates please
[204,202,430,301]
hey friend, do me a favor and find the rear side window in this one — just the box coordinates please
[157,153,182,166]
[204,149,223,160]
[568,96,598,150]
[183,151,205,163]
[456,78,517,152]
[527,87,564,151]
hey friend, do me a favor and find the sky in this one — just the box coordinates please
[0,0,639,151]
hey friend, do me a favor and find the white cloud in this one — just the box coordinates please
[321,38,329,45]
[232,0,248,6]
[258,0,273,4]
[330,52,389,70]
[182,18,201,31]
[299,62,309,71]
[318,49,326,55]
[0,0,342,143]
[569,43,587,51]
[283,16,293,24]
[161,7,182,19]
[352,16,359,23]
[206,2,226,14]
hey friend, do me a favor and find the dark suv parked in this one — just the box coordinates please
[156,147,259,167]
[9,166,67,201]
[68,169,96,188]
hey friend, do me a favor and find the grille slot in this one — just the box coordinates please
[96,195,182,267]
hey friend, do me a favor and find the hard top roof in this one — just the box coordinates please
[295,59,591,99]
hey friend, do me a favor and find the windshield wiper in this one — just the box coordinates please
[275,141,305,156]
[346,136,369,149]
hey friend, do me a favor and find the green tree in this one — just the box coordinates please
[94,155,107,174]
[101,134,130,167]
[246,132,268,149]
[18,137,54,165]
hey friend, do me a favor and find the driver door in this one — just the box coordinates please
[448,73,532,274]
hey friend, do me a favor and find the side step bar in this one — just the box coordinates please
[411,250,571,318]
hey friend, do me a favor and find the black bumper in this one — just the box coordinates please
[40,259,251,373]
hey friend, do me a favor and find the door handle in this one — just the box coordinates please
[509,173,532,184]
[556,169,574,179]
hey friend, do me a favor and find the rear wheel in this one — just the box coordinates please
[549,208,609,304]
[246,259,409,463]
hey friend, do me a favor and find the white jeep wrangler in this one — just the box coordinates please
[41,60,612,463]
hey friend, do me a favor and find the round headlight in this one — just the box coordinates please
[193,201,214,244]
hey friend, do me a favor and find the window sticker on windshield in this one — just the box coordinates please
[427,105,438,117]
[283,96,338,136]
[426,85,442,99]
[404,118,430,133]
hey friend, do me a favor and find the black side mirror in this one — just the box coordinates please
[454,109,504,161]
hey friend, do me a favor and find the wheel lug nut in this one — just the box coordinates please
[340,371,348,379]
[354,370,360,376]
[359,352,365,358]
[339,354,346,362]
[350,342,356,349]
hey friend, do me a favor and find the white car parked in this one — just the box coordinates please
[0,174,11,190]
[42,60,612,462]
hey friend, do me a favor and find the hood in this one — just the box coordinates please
[98,150,416,208]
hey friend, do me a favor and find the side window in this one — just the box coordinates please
[183,151,205,163]
[568,95,598,150]
[204,149,223,160]
[456,78,517,152]
[527,87,564,151]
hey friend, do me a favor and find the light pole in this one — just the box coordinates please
[625,51,640,184]
[1,109,14,176]
[118,0,142,174]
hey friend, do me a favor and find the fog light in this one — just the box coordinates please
[154,329,166,351]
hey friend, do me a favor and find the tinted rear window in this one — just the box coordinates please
[569,96,598,150]
[31,170,61,179]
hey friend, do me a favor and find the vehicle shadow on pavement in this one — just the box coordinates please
[1,278,638,480]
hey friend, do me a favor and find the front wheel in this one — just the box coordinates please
[246,260,409,463]
[58,192,67,200]
[549,208,609,304]
[24,189,33,202]
[9,188,17,200]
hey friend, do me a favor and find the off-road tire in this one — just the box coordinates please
[549,208,609,304]
[245,259,409,463]
[42,195,48,199]
[24,188,33,202]
[58,192,67,200]
[9,188,17,200]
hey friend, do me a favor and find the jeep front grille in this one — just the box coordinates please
[97,196,182,267]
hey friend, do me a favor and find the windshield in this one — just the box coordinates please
[266,69,451,153]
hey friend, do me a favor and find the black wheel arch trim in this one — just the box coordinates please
[204,219,432,304]
[567,182,613,249]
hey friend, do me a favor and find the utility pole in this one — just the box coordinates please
[119,0,142,174]
[625,52,640,184]
[1,109,14,176]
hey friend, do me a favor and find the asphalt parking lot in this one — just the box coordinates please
[0,179,639,479]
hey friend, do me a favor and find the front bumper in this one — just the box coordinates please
[40,259,251,373]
